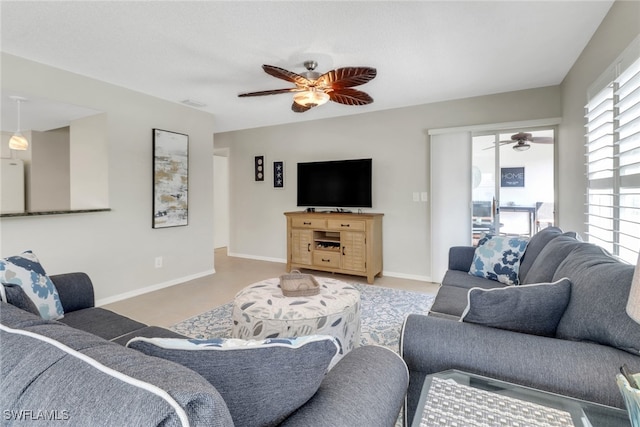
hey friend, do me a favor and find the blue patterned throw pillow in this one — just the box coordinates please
[0,250,64,320]
[469,234,529,285]
[127,335,339,427]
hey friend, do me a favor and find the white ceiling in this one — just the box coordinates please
[1,1,614,133]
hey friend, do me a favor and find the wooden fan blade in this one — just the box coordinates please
[262,65,311,87]
[291,102,313,113]
[317,67,377,89]
[238,88,300,97]
[329,88,373,106]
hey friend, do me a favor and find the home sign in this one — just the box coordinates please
[500,167,525,187]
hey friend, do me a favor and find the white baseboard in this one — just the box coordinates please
[95,269,216,307]
[227,252,287,264]
[226,252,432,283]
[382,270,433,283]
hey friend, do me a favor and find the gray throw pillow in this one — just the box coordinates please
[460,278,572,337]
[0,250,64,320]
[0,283,41,316]
[553,243,640,355]
[518,226,563,283]
[127,335,339,427]
[521,234,583,285]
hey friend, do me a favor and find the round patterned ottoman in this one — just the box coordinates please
[231,277,361,354]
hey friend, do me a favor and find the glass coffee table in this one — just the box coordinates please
[412,370,630,427]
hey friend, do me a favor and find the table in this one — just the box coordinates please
[231,277,361,355]
[412,370,630,427]
[499,205,537,237]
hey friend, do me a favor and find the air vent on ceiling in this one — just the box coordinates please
[181,99,207,108]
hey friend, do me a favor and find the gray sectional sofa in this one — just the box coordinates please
[1,272,409,427]
[401,227,640,425]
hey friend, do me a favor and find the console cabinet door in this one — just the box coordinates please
[341,231,366,272]
[291,229,313,265]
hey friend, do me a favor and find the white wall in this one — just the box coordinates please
[29,127,70,211]
[215,86,562,281]
[214,153,229,249]
[499,144,554,206]
[430,131,472,282]
[0,53,216,303]
[70,113,108,209]
[473,141,555,207]
[559,1,640,235]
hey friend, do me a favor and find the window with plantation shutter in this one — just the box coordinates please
[585,36,640,264]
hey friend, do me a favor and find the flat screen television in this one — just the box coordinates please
[297,158,372,208]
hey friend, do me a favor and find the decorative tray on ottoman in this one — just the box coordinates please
[279,271,320,297]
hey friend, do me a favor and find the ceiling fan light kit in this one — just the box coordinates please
[513,142,531,151]
[238,60,377,113]
[293,88,330,107]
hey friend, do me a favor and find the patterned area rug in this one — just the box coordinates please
[171,283,435,353]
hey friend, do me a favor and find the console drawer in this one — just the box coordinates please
[327,219,365,231]
[313,251,341,268]
[291,218,326,229]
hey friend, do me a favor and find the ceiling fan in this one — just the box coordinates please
[485,132,554,151]
[238,60,377,113]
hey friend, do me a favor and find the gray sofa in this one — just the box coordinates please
[1,273,408,427]
[401,227,640,425]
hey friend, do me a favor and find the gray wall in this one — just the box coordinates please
[29,127,70,212]
[1,53,216,304]
[215,86,562,281]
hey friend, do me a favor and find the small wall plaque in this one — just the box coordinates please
[501,167,525,187]
[274,161,284,188]
[255,155,264,181]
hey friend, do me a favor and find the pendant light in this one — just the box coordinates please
[8,96,28,151]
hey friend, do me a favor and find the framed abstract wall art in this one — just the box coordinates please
[153,129,189,228]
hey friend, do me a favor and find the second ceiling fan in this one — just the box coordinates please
[238,60,377,113]
[485,132,554,151]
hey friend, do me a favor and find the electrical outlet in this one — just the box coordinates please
[413,192,420,202]
[154,256,163,268]
[421,192,428,202]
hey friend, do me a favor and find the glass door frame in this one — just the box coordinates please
[471,125,558,243]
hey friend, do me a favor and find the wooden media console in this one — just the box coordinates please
[284,211,383,283]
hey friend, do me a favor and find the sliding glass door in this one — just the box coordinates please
[471,128,555,244]
[471,134,497,245]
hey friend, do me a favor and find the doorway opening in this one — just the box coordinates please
[214,148,229,250]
